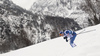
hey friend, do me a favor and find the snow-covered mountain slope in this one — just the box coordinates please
[1,24,100,56]
[0,0,81,53]
[0,0,100,54]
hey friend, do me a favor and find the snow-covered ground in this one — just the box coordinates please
[1,24,100,56]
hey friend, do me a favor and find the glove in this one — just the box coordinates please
[64,36,67,39]
[66,39,68,42]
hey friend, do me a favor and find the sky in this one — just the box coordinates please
[1,24,100,56]
[11,0,36,10]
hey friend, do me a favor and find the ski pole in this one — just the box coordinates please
[77,29,96,35]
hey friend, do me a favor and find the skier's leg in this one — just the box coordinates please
[70,38,74,47]
[70,34,76,43]
[70,42,74,47]
[72,43,77,47]
[70,35,77,47]
[70,42,76,47]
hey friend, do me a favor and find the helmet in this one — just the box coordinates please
[59,31,64,36]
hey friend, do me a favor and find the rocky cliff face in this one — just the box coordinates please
[80,0,100,25]
[0,0,81,53]
[0,0,38,53]
[30,0,100,28]
[0,0,100,53]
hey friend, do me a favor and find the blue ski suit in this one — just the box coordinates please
[63,30,77,47]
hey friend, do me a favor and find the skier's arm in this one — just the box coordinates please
[64,36,68,42]
[63,34,67,39]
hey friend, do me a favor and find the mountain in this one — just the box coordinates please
[0,0,38,53]
[0,0,82,53]
[0,0,100,54]
[1,24,100,56]
[30,0,100,27]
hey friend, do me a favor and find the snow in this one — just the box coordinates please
[0,1,3,4]
[1,24,100,56]
[11,0,36,10]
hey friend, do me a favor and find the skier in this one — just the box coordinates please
[59,30,77,48]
